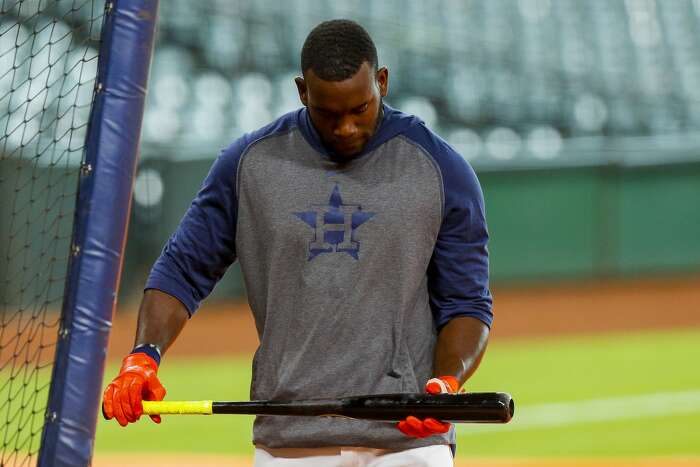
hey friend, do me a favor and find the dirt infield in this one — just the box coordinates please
[107,275,700,361]
[92,453,700,467]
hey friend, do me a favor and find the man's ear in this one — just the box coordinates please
[295,76,308,106]
[376,67,389,98]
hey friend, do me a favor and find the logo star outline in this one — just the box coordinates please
[294,184,375,260]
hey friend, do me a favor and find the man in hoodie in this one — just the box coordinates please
[103,19,492,467]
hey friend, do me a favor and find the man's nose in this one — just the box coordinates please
[334,116,358,138]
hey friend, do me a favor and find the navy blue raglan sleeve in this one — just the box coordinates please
[428,155,493,329]
[406,123,493,329]
[144,140,244,316]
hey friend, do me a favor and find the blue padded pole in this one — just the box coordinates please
[38,1,159,466]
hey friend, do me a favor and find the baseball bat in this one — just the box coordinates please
[141,392,514,423]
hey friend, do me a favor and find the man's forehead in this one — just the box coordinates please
[304,63,375,111]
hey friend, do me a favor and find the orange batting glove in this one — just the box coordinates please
[102,352,166,426]
[397,375,460,438]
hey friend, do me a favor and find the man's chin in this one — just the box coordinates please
[330,143,364,159]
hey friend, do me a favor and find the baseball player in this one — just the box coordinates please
[102,19,492,466]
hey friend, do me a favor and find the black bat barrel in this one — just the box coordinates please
[212,392,514,423]
[343,392,514,423]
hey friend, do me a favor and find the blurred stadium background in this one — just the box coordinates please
[2,0,700,465]
[121,0,700,296]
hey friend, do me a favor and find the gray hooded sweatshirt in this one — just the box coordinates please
[146,104,493,450]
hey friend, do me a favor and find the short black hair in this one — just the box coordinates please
[300,19,378,81]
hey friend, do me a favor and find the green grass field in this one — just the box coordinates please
[95,328,700,458]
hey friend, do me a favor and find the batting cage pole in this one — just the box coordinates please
[38,1,159,466]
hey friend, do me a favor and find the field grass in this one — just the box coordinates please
[94,328,700,458]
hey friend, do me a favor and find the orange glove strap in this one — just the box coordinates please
[438,375,460,393]
[120,352,159,376]
[426,375,460,394]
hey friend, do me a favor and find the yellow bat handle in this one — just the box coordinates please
[142,400,213,415]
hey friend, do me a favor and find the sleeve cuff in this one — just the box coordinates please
[435,310,493,331]
[143,277,198,317]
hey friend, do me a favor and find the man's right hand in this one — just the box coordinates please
[102,353,166,426]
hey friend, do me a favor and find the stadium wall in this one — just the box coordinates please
[481,162,700,281]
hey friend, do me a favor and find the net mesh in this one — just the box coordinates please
[0,1,104,465]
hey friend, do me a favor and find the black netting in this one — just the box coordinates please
[0,1,104,465]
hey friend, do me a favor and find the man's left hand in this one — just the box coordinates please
[397,376,460,438]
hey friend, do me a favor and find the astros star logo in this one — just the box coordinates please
[294,185,375,261]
